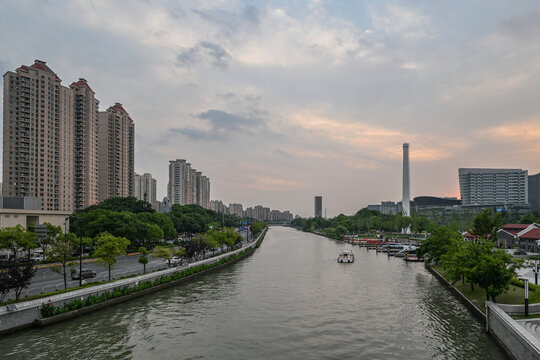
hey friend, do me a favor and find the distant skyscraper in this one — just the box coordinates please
[402,143,410,217]
[528,172,540,213]
[97,103,135,201]
[134,173,157,209]
[168,159,188,205]
[314,196,322,217]
[459,168,528,205]
[168,159,209,207]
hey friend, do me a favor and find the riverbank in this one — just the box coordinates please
[0,228,267,335]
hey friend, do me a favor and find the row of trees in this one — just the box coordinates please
[417,226,521,302]
[291,209,438,236]
[70,198,254,247]
[416,209,522,302]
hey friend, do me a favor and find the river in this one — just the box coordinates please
[0,227,508,359]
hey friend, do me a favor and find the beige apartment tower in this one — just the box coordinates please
[71,79,100,210]
[98,103,135,201]
[135,173,157,209]
[2,60,75,212]
[168,159,210,208]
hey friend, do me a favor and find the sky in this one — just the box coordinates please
[1,0,540,218]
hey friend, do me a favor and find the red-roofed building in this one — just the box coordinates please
[497,224,540,252]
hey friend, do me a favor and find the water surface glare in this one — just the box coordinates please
[0,227,508,359]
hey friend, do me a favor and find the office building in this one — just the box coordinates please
[315,196,322,218]
[97,103,135,201]
[135,173,157,209]
[458,168,528,205]
[530,173,540,213]
[71,78,100,210]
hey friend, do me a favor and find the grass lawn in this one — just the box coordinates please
[432,265,540,313]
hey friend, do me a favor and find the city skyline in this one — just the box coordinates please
[2,1,540,217]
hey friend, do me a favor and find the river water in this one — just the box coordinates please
[0,227,508,359]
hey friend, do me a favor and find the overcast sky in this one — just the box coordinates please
[1,0,540,217]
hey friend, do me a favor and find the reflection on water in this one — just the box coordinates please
[0,227,508,359]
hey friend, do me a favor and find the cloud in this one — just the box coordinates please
[170,109,266,140]
[370,5,431,40]
[176,41,231,70]
[499,10,540,41]
[483,121,540,156]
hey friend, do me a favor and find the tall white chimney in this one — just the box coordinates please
[402,143,410,217]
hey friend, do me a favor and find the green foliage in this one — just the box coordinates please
[291,208,437,235]
[0,225,37,260]
[416,227,462,264]
[70,209,173,246]
[47,233,78,290]
[138,246,149,274]
[79,196,155,214]
[250,222,266,237]
[152,245,185,266]
[93,233,130,280]
[471,209,502,240]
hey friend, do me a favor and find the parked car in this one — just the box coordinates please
[513,250,527,256]
[71,268,97,280]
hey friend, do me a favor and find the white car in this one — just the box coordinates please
[169,256,182,267]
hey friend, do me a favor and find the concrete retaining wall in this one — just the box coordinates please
[426,265,486,321]
[0,231,265,335]
[486,302,540,360]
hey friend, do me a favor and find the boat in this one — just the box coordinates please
[338,250,354,263]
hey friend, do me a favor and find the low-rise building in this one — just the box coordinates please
[497,223,540,252]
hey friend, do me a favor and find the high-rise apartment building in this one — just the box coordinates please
[229,203,243,217]
[458,168,528,205]
[71,78,99,210]
[97,103,135,201]
[168,159,210,208]
[529,173,540,213]
[314,196,322,217]
[168,159,188,205]
[2,60,77,211]
[134,173,157,209]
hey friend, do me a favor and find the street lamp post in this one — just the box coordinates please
[69,215,84,287]
[520,278,529,317]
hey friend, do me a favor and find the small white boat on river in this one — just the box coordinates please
[337,250,354,263]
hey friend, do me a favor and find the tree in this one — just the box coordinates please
[93,233,130,281]
[0,225,37,261]
[7,260,36,300]
[473,247,522,302]
[138,246,149,274]
[46,233,78,290]
[152,246,185,266]
[251,222,266,237]
[0,262,12,302]
[471,209,502,240]
[519,213,537,225]
[417,227,461,265]
[80,196,155,214]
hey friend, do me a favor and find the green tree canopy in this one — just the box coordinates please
[93,232,130,281]
[0,225,37,260]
